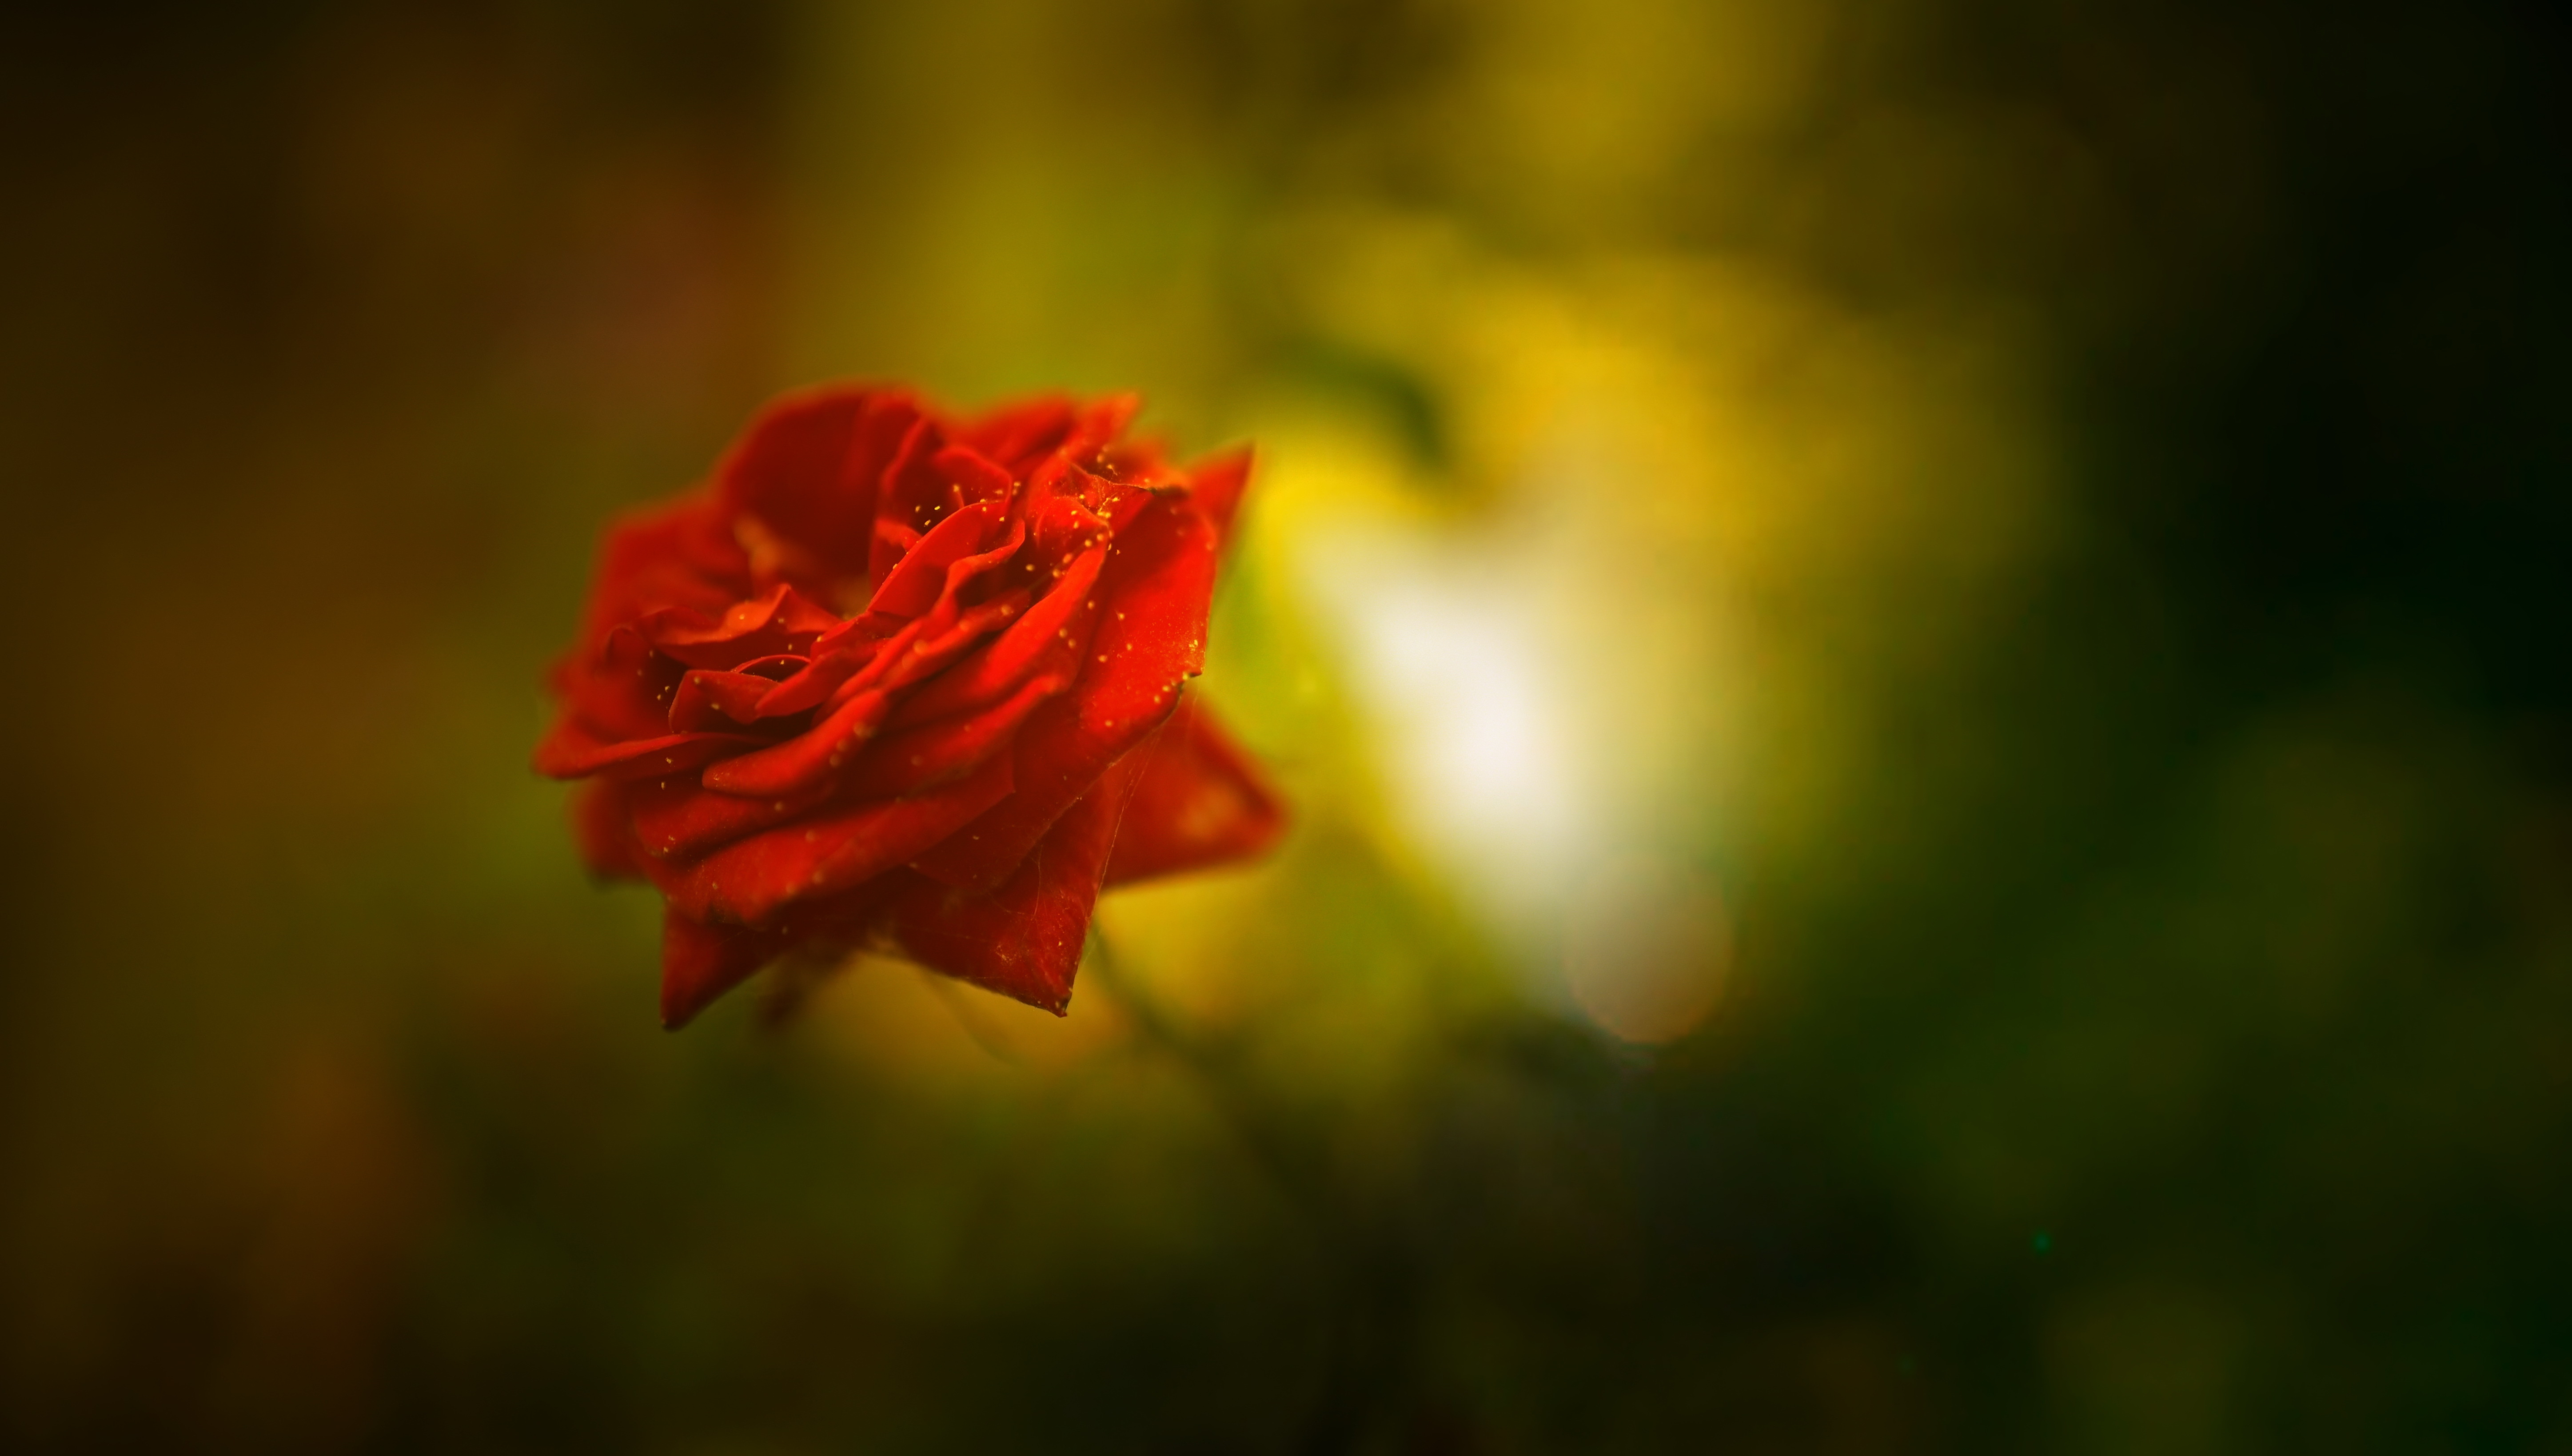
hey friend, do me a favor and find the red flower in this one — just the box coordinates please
[536,385,1285,1026]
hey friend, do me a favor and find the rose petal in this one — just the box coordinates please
[1183,446,1253,551]
[669,667,803,732]
[552,624,686,744]
[581,496,749,646]
[730,654,808,680]
[960,394,1077,472]
[869,589,1033,702]
[698,687,892,798]
[753,628,890,718]
[666,749,1017,927]
[1097,435,1188,495]
[715,384,918,581]
[641,582,838,670]
[754,520,1030,718]
[658,907,794,1030]
[905,493,1216,891]
[1068,393,1140,456]
[872,519,923,573]
[755,630,909,727]
[869,414,950,587]
[933,443,1016,503]
[891,546,1103,725]
[1029,493,1112,571]
[861,497,1004,622]
[1102,697,1286,886]
[570,779,641,879]
[844,671,1067,800]
[880,753,1145,1013]
[629,778,834,862]
[533,723,764,782]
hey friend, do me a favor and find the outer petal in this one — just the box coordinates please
[879,753,1146,1013]
[552,616,689,748]
[628,777,833,862]
[715,384,917,583]
[905,492,1216,892]
[869,414,953,587]
[1102,696,1286,886]
[570,780,642,879]
[662,750,1018,927]
[1068,393,1141,456]
[1184,446,1253,553]
[580,496,749,646]
[533,724,764,781]
[961,393,1078,472]
[659,908,793,1030]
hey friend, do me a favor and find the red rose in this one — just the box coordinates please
[536,385,1285,1026]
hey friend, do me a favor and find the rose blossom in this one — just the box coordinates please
[535,385,1285,1026]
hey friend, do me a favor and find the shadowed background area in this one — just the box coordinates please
[2,0,2567,1450]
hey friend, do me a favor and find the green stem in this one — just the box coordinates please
[1080,928,1407,1454]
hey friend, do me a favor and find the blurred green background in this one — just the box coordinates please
[3,1,2567,1450]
